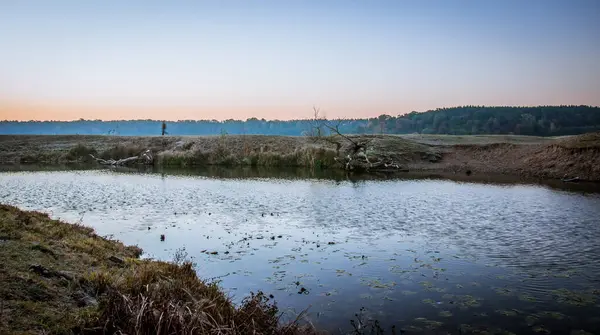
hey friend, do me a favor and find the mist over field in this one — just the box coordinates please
[2,105,599,136]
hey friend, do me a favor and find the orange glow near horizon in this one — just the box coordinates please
[0,100,411,121]
[2,2,599,122]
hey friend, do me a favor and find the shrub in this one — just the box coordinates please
[65,144,97,162]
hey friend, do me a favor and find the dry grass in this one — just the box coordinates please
[81,262,317,335]
[0,204,141,334]
[64,143,98,163]
[2,133,600,181]
[0,204,321,335]
[397,133,559,146]
[554,132,600,149]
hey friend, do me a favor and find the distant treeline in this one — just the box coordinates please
[2,105,599,136]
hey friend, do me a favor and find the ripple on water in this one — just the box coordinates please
[1,169,600,333]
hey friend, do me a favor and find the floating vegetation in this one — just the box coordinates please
[519,293,537,302]
[541,268,578,279]
[403,325,423,332]
[419,281,434,289]
[389,265,411,274]
[421,298,436,307]
[496,309,518,317]
[401,290,417,296]
[454,294,483,309]
[438,310,453,317]
[361,278,396,289]
[532,325,551,334]
[359,293,373,300]
[552,288,596,306]
[413,317,443,330]
[427,286,447,293]
[493,287,514,296]
[535,311,566,320]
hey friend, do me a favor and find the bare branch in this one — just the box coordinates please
[305,106,404,172]
[89,149,153,166]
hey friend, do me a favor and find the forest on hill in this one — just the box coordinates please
[1,105,599,136]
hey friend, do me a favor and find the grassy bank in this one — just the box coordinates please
[0,132,599,181]
[0,134,439,170]
[0,204,318,335]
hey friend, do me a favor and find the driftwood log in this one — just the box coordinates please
[90,149,153,166]
[308,107,404,172]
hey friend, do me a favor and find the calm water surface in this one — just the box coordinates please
[1,168,600,334]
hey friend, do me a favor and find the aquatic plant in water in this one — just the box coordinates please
[551,288,596,306]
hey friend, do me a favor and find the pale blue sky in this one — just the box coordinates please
[0,0,599,120]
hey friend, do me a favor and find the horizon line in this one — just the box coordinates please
[1,104,598,123]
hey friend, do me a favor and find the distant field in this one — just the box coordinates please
[396,134,563,146]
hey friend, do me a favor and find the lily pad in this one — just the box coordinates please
[439,310,453,317]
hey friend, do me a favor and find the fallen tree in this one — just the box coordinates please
[308,107,405,172]
[90,149,153,166]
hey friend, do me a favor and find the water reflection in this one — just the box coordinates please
[1,167,599,334]
[3,163,600,194]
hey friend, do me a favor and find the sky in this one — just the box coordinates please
[0,0,599,121]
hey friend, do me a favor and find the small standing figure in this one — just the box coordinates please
[161,121,167,136]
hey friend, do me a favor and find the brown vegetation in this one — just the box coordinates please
[0,204,319,335]
[0,132,599,181]
[412,133,600,181]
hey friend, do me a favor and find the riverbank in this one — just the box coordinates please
[0,204,318,335]
[0,133,599,181]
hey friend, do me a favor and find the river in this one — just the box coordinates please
[1,166,599,334]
